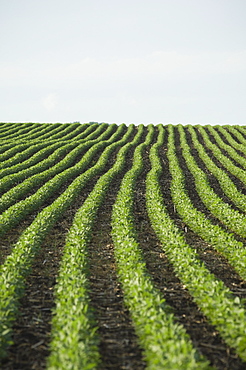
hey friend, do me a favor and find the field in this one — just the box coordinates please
[1,122,246,369]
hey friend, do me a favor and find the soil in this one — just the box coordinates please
[1,125,246,369]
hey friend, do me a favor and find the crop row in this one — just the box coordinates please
[149,125,246,363]
[112,124,210,369]
[0,122,108,143]
[0,124,129,238]
[205,126,246,169]
[186,125,246,213]
[178,124,246,237]
[197,126,246,188]
[0,123,122,211]
[47,124,144,369]
[0,123,139,358]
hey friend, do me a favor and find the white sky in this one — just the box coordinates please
[1,0,246,125]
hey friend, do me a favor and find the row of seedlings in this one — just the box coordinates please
[197,126,246,190]
[216,125,246,152]
[226,125,246,146]
[111,125,210,369]
[0,142,78,195]
[36,122,97,143]
[0,123,38,140]
[39,123,107,143]
[8,123,70,143]
[0,143,22,156]
[0,123,30,136]
[47,124,145,369]
[0,124,127,237]
[0,142,61,172]
[9,123,73,142]
[234,125,246,139]
[0,123,137,359]
[50,123,88,141]
[5,123,82,143]
[0,123,100,157]
[1,123,63,142]
[146,124,246,365]
[0,123,58,142]
[32,123,91,143]
[187,125,246,213]
[177,124,246,238]
[205,126,246,168]
[166,125,246,281]
[0,142,51,169]
[0,122,95,145]
[0,126,119,212]
[0,122,117,192]
[0,141,68,180]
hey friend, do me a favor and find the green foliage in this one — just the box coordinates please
[111,125,210,369]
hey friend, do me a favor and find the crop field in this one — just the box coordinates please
[1,122,246,369]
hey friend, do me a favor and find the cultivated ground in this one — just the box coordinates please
[1,123,246,369]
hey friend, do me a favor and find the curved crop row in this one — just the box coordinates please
[0,123,115,186]
[8,123,71,142]
[197,126,246,186]
[187,125,246,213]
[216,125,246,152]
[0,124,122,213]
[36,123,95,142]
[47,125,144,370]
[9,123,67,143]
[0,143,35,163]
[36,122,107,144]
[30,123,79,142]
[0,123,138,358]
[166,125,246,281]
[22,122,105,144]
[49,123,87,141]
[0,142,77,193]
[1,123,59,142]
[0,123,101,144]
[111,125,210,369]
[0,143,19,156]
[146,124,246,363]
[7,123,63,142]
[225,125,246,146]
[0,142,54,171]
[0,123,43,141]
[0,124,128,236]
[234,125,246,139]
[205,126,246,169]
[0,123,37,140]
[178,125,246,237]
[0,142,65,180]
[0,123,26,136]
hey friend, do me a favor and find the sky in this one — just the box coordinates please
[0,0,246,125]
